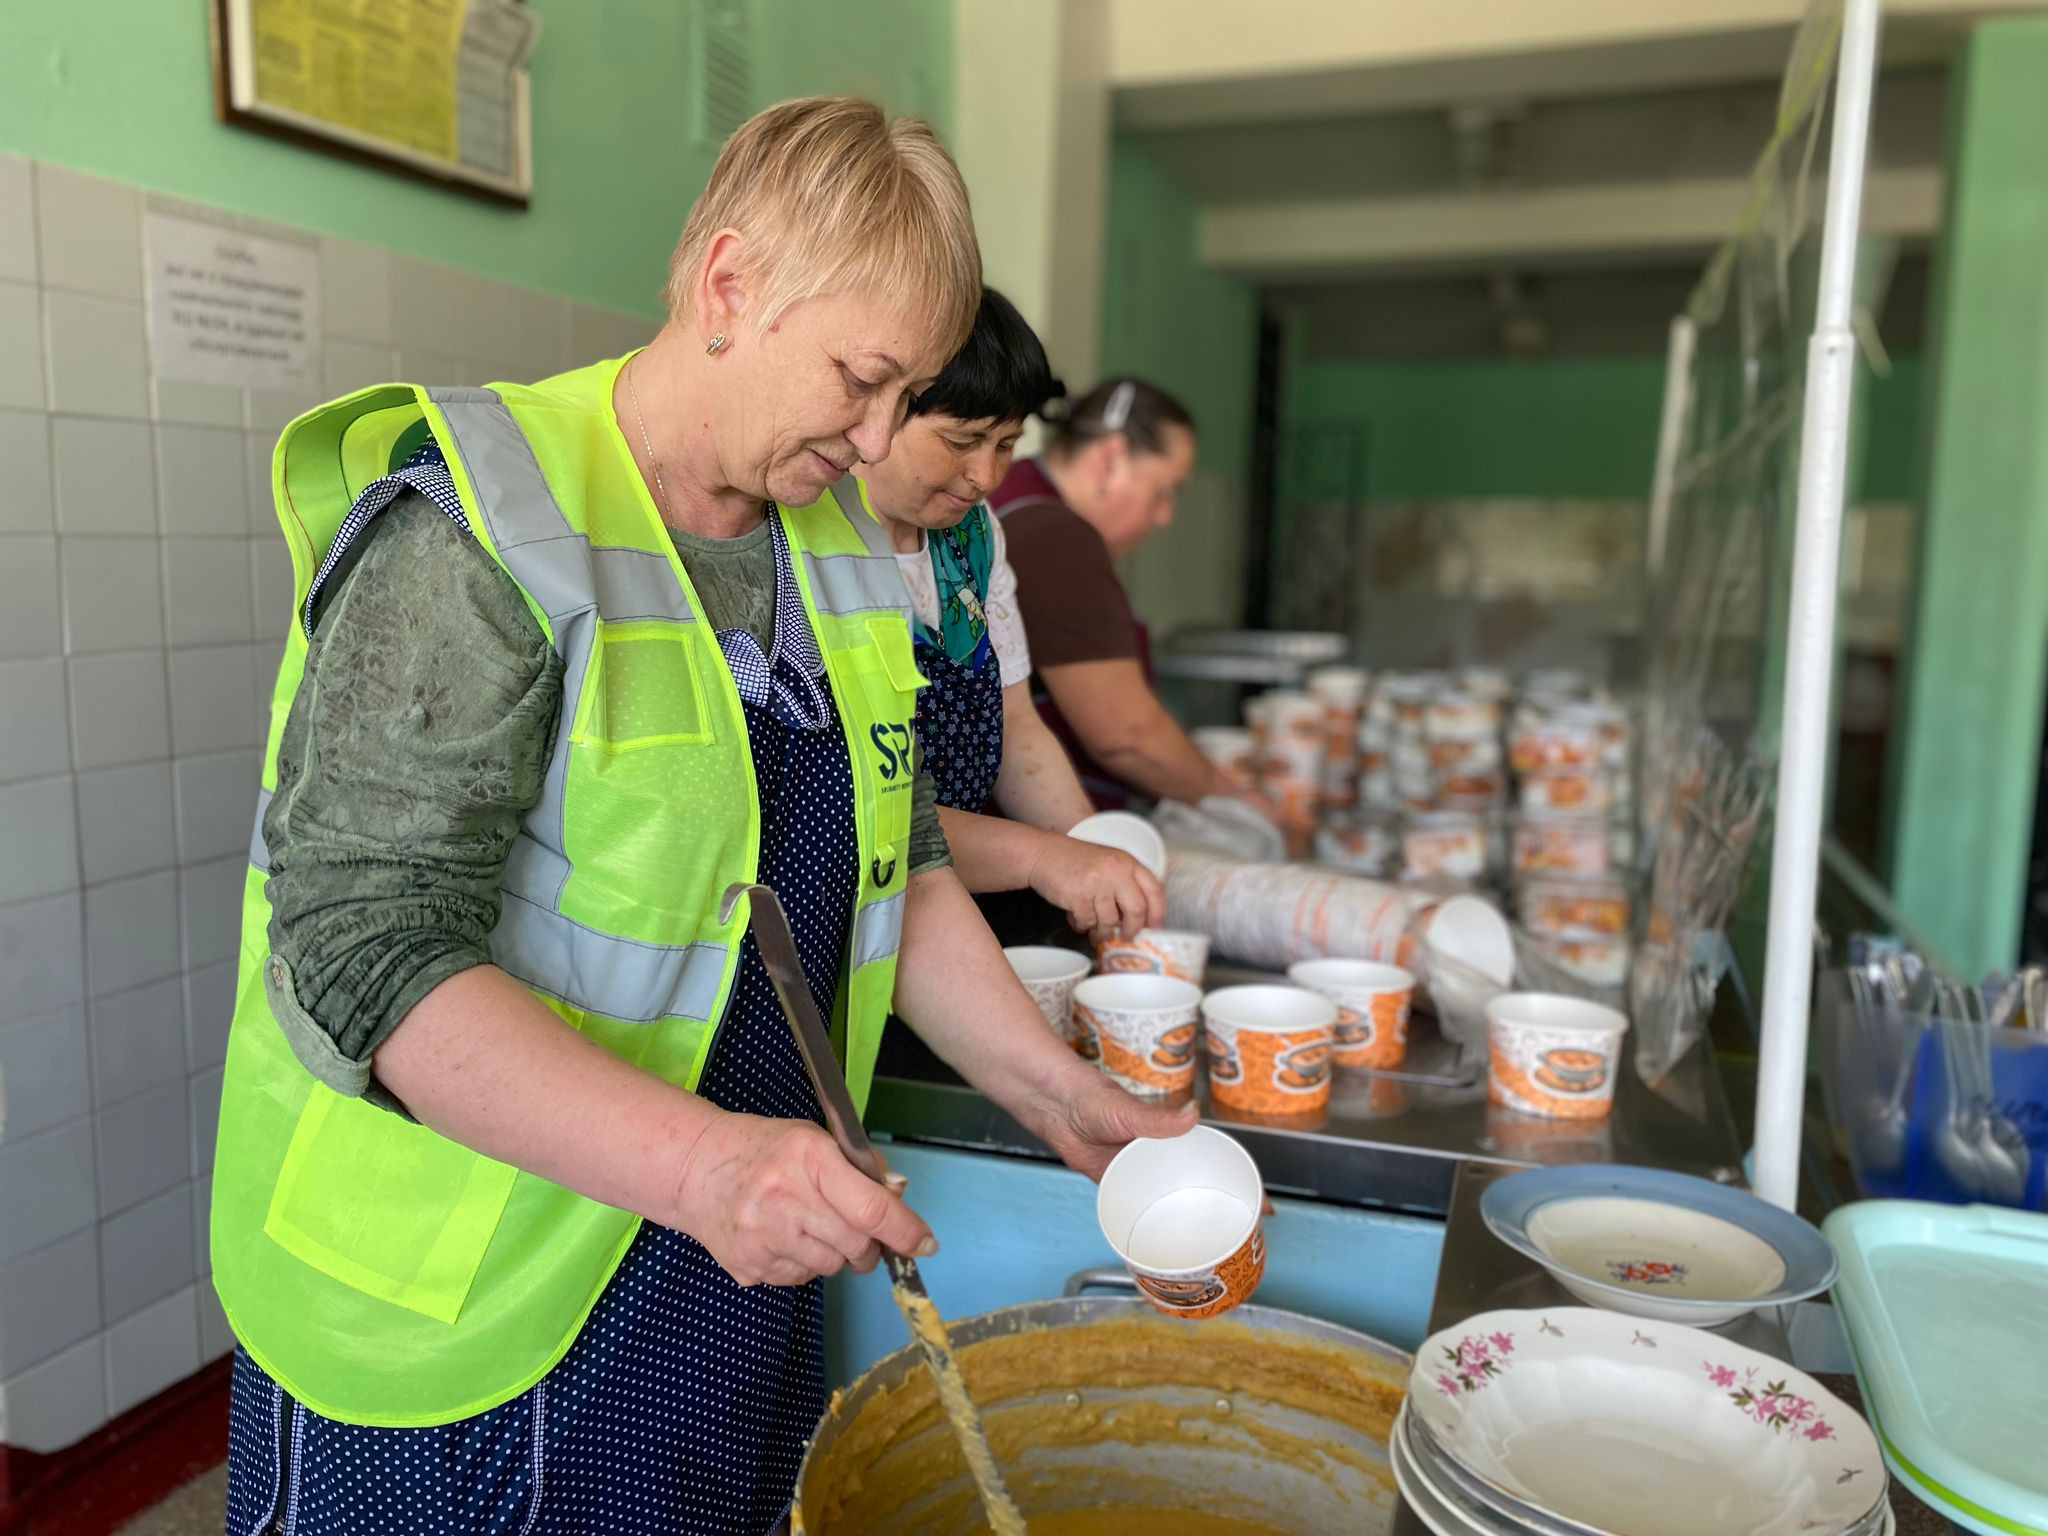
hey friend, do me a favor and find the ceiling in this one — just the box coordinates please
[1109,10,1961,359]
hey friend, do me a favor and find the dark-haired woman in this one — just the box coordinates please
[995,378,1267,815]
[825,289,1163,942]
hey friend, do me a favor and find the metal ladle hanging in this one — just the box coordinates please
[717,883,1028,1536]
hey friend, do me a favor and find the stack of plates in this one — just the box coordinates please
[1395,1307,1892,1536]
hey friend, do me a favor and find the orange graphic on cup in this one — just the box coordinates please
[1287,960,1414,1071]
[1072,974,1203,1097]
[1485,992,1628,1121]
[1095,928,1211,986]
[1201,985,1339,1117]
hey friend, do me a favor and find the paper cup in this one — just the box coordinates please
[1072,974,1204,1096]
[1519,876,1632,937]
[1096,927,1212,985]
[1068,810,1168,879]
[1003,945,1091,1044]
[1486,991,1629,1119]
[1287,959,1414,1071]
[1192,726,1258,789]
[1201,985,1338,1117]
[1097,1125,1265,1319]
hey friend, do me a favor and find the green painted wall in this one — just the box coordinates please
[1097,134,1258,492]
[1286,352,1922,504]
[1886,15,2048,977]
[0,0,952,318]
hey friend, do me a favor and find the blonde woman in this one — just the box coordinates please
[210,98,1191,1534]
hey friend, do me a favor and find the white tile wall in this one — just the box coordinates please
[164,539,255,647]
[156,425,248,537]
[95,1082,189,1217]
[0,157,657,1450]
[89,979,187,1110]
[84,870,181,999]
[0,659,71,782]
[43,291,149,419]
[0,896,85,1027]
[68,650,171,768]
[0,1336,107,1453]
[0,409,52,533]
[0,281,48,412]
[76,761,177,884]
[0,776,80,905]
[0,1120,98,1265]
[61,537,165,652]
[52,416,156,535]
[0,155,37,285]
[0,1007,91,1143]
[99,1184,195,1325]
[0,1229,101,1378]
[105,1286,199,1419]
[35,168,143,303]
[0,537,61,659]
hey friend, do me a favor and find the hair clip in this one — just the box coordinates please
[1103,380,1136,433]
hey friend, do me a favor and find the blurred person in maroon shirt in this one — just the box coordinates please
[992,378,1272,819]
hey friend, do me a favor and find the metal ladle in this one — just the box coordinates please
[717,883,1028,1536]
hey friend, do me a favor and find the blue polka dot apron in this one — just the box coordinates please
[913,508,1006,814]
[225,516,860,1536]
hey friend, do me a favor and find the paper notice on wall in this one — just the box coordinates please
[238,0,539,188]
[145,215,322,393]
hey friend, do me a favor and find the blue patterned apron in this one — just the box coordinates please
[225,515,860,1536]
[913,506,1006,814]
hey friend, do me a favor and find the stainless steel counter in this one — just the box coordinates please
[867,996,1746,1219]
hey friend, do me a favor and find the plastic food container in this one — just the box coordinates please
[1817,973,2048,1209]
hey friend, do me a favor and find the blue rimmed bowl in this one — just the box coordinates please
[1481,1164,1838,1325]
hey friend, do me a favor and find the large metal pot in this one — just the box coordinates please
[795,1290,1410,1535]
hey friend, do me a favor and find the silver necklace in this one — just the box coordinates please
[625,355,673,521]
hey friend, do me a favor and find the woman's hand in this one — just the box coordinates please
[1024,1074,1200,1183]
[669,1111,936,1288]
[1025,836,1166,943]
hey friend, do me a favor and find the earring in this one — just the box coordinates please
[705,332,728,356]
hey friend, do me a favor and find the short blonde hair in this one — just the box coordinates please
[666,97,980,358]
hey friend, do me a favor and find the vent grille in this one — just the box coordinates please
[692,0,754,152]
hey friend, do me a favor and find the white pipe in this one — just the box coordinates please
[1751,0,1884,1212]
[1645,315,1697,584]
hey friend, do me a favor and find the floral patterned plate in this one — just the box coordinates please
[1481,1164,1838,1325]
[1407,1308,1886,1536]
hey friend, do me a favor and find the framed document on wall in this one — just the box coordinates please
[210,0,539,208]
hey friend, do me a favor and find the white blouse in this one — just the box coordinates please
[893,511,1032,688]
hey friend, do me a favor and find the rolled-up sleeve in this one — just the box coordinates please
[262,493,561,1105]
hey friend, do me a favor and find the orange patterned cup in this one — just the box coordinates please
[1071,974,1204,1097]
[1485,991,1630,1120]
[1200,985,1338,1117]
[1286,959,1415,1071]
[1095,927,1212,985]
[1097,1125,1266,1319]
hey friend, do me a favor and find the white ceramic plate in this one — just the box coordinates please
[1408,1307,1886,1536]
[1482,1165,1838,1326]
[1394,1406,1895,1536]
